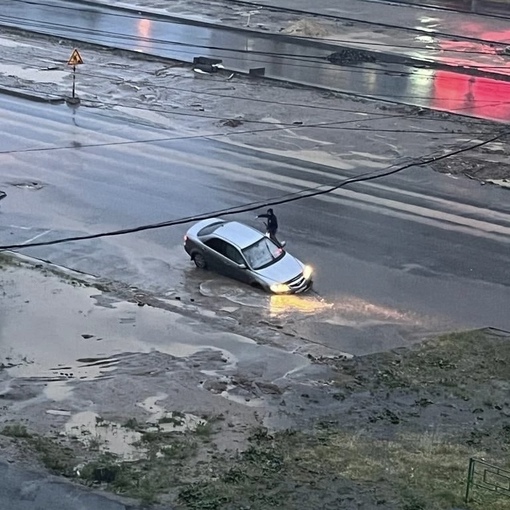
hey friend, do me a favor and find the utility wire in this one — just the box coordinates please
[0,106,493,157]
[2,11,510,71]
[0,129,506,251]
[8,0,510,52]
[10,55,510,116]
[3,18,510,95]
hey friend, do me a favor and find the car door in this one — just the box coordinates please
[204,238,250,283]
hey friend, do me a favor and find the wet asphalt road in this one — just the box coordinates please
[2,0,510,121]
[1,95,509,339]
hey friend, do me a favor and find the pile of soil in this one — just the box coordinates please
[282,18,330,37]
[327,49,377,65]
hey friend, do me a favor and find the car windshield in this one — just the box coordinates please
[243,237,284,270]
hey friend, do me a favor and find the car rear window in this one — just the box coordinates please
[197,221,225,237]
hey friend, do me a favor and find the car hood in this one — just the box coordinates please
[253,253,303,284]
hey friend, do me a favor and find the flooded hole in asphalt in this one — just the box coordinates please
[1,263,311,409]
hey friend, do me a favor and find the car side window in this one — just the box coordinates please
[224,245,245,265]
[205,239,244,265]
[205,238,228,256]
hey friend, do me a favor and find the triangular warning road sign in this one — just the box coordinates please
[67,49,84,66]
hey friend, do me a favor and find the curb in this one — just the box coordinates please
[0,85,65,104]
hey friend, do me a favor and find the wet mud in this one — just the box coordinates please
[1,256,509,509]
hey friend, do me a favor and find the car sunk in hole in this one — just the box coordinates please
[184,218,313,294]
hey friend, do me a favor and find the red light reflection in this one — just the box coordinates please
[136,19,152,51]
[433,70,510,122]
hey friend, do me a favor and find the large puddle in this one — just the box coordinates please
[0,263,308,387]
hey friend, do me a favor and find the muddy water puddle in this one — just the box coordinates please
[197,279,440,357]
[0,264,308,392]
[138,394,206,432]
[63,396,208,461]
[65,411,146,461]
[199,279,333,317]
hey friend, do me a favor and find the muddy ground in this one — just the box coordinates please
[1,255,509,510]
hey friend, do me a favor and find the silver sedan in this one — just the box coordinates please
[184,218,313,294]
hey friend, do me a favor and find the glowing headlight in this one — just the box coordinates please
[270,283,291,294]
[303,265,313,280]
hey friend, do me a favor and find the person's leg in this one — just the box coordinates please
[269,231,281,247]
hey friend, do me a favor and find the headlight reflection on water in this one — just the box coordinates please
[332,296,420,324]
[269,293,333,317]
[268,293,420,324]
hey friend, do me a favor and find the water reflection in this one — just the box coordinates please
[269,293,333,317]
[329,295,420,324]
[135,18,153,52]
[432,70,510,121]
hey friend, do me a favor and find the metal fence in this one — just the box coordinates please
[465,458,510,503]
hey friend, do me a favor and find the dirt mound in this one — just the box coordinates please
[327,49,376,65]
[282,18,329,37]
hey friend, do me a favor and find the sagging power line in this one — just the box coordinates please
[0,129,506,252]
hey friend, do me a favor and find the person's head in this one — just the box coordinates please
[267,208,273,215]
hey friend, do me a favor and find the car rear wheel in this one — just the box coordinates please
[193,253,207,269]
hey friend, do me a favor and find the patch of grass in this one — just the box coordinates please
[29,436,76,475]
[87,435,101,451]
[179,482,229,510]
[295,429,509,510]
[178,435,292,510]
[95,416,108,427]
[375,330,510,392]
[194,421,213,439]
[160,438,197,460]
[176,422,510,510]
[141,430,168,443]
[80,453,125,484]
[159,414,185,427]
[2,425,77,475]
[123,417,140,430]
[1,423,31,438]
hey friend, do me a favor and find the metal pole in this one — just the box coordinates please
[465,458,474,503]
[72,65,76,99]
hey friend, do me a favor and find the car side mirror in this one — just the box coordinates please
[238,263,247,269]
[280,241,286,248]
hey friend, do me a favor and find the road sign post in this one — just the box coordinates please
[67,49,84,104]
[72,65,76,99]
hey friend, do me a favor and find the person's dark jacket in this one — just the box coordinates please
[257,210,278,234]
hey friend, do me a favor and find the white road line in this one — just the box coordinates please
[195,161,510,242]
[21,229,52,245]
[7,225,32,230]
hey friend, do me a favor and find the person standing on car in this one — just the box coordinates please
[257,208,280,245]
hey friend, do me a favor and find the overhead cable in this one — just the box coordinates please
[0,129,506,251]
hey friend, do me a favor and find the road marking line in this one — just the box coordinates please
[8,225,32,230]
[192,162,510,242]
[21,229,52,245]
